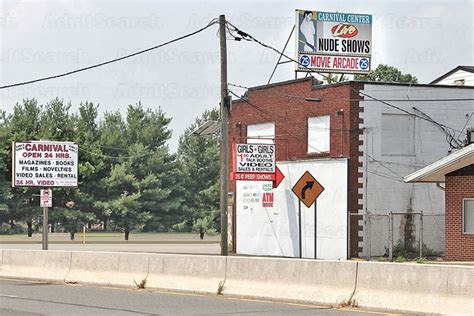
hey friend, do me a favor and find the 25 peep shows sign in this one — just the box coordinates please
[12,141,78,187]
[235,144,275,173]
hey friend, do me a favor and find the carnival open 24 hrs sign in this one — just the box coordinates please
[235,143,275,181]
[296,9,372,74]
[12,141,78,187]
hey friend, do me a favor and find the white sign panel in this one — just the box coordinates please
[236,159,348,260]
[235,143,275,173]
[296,9,372,74]
[299,54,371,74]
[40,189,52,207]
[12,141,78,187]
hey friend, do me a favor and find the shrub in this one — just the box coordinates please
[0,224,26,235]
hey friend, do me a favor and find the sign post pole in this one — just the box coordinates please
[314,201,317,259]
[298,200,302,258]
[12,141,78,251]
[82,224,86,246]
[40,188,52,251]
[42,205,48,250]
[292,171,325,260]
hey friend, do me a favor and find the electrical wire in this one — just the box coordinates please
[367,154,404,178]
[358,90,466,135]
[225,20,469,136]
[229,83,474,103]
[367,170,404,183]
[229,90,327,153]
[232,80,467,149]
[456,112,474,145]
[79,147,153,160]
[229,89,356,133]
[413,107,461,149]
[365,158,426,168]
[0,19,218,90]
[417,120,444,233]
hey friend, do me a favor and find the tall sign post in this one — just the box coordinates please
[292,171,325,258]
[40,189,52,250]
[12,141,78,251]
[219,14,230,256]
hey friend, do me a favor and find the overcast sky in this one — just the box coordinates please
[1,0,472,150]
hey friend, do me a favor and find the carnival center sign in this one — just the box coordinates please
[235,143,275,181]
[296,9,372,74]
[12,141,78,187]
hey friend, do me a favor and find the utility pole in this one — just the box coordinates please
[219,14,229,256]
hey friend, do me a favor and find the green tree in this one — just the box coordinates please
[99,104,181,239]
[73,102,104,230]
[96,111,127,230]
[355,64,418,83]
[105,161,148,240]
[1,98,185,239]
[38,98,78,233]
[7,99,44,236]
[323,73,347,84]
[124,104,182,233]
[176,108,220,233]
[0,111,13,227]
[39,98,75,141]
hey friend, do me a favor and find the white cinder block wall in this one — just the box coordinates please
[358,83,474,257]
[236,159,348,260]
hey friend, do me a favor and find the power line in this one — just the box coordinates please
[0,19,218,90]
[225,21,469,136]
[229,81,468,146]
[366,157,426,168]
[229,89,356,131]
[367,170,404,183]
[413,107,461,149]
[229,83,474,103]
[357,90,466,135]
[367,154,406,178]
[229,90,330,153]
[79,147,153,160]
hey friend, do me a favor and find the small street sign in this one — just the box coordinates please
[292,171,324,208]
[40,189,52,208]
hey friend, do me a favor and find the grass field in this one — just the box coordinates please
[0,232,220,243]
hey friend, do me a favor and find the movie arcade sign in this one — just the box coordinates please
[296,9,372,74]
[12,141,78,187]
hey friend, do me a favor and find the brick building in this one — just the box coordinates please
[405,144,474,260]
[228,77,474,259]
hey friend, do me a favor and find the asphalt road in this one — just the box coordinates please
[0,278,397,316]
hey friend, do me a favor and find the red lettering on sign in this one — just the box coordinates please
[331,23,358,38]
[262,192,274,207]
[333,57,359,69]
[24,144,69,152]
[234,173,276,181]
[311,55,331,68]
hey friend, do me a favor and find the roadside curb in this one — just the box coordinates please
[0,250,472,315]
